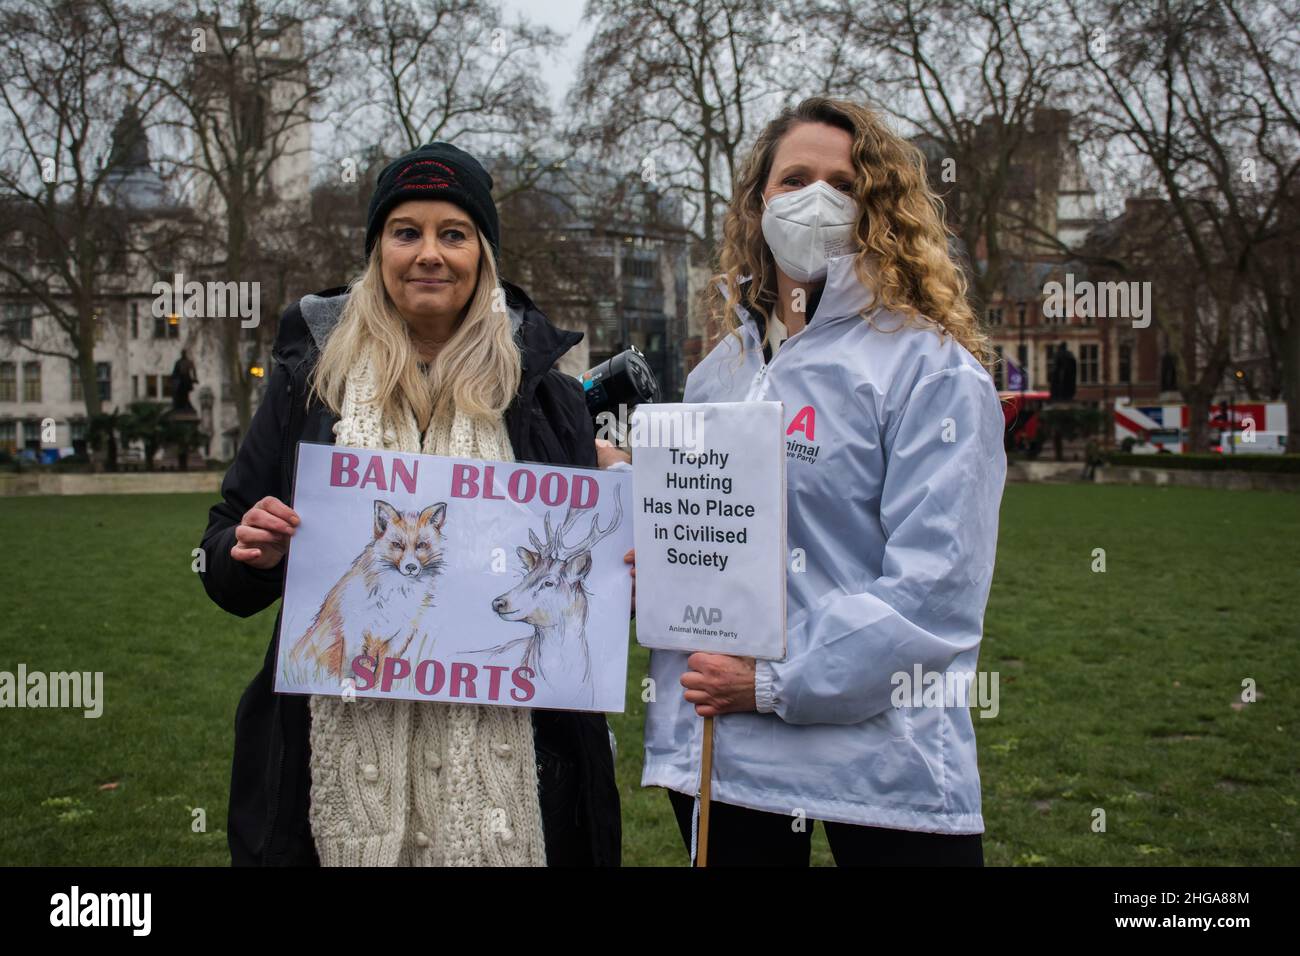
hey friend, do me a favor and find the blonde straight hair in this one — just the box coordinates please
[310,228,521,430]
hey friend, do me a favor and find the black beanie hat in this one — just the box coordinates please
[364,142,500,262]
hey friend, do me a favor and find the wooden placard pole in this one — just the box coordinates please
[697,715,715,867]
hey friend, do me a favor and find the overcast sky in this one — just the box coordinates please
[499,0,591,109]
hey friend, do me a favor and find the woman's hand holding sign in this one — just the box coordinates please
[681,652,757,716]
[232,495,300,569]
[594,437,632,469]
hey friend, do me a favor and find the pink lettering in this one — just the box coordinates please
[414,659,445,696]
[330,452,360,487]
[539,471,565,506]
[483,664,509,701]
[450,463,479,498]
[787,405,816,440]
[510,667,536,702]
[351,654,377,691]
[360,457,387,491]
[507,468,536,503]
[481,465,505,501]
[380,657,410,692]
[570,474,598,508]
[450,662,477,698]
[390,457,419,495]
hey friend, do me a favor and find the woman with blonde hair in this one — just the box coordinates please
[633,97,1007,865]
[200,143,620,866]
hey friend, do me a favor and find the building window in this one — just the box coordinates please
[154,313,180,339]
[993,345,1005,389]
[140,372,174,400]
[70,419,86,442]
[622,256,656,280]
[22,361,41,402]
[4,302,33,339]
[22,418,41,450]
[987,307,1003,327]
[0,362,14,401]
[1080,343,1099,384]
[96,362,111,402]
[0,420,15,452]
[1017,302,1027,327]
[1118,343,1132,384]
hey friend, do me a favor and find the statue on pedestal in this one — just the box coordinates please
[171,349,199,420]
[1049,341,1077,401]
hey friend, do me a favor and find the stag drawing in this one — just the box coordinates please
[486,488,624,686]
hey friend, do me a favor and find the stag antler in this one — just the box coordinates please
[538,506,585,558]
[556,487,623,558]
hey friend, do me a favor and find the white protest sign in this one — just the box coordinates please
[630,402,786,659]
[275,442,633,713]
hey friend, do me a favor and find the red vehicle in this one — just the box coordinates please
[1000,390,1050,456]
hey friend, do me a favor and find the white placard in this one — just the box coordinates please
[630,402,786,659]
[275,442,633,713]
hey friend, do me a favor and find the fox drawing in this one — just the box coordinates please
[289,500,448,682]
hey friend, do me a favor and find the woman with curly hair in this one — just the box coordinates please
[634,96,1007,865]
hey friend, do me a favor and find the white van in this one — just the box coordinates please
[1218,431,1288,455]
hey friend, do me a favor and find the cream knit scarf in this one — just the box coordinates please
[308,345,547,866]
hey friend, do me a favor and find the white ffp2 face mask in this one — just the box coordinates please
[760,180,859,282]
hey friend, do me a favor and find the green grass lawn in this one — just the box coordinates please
[0,484,1296,865]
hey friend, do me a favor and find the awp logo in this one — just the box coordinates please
[682,605,722,625]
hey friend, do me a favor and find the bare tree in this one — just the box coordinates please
[0,0,168,418]
[109,0,351,440]
[809,0,1082,313]
[345,0,561,161]
[1068,0,1300,451]
[571,0,791,252]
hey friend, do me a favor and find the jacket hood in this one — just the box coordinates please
[275,279,583,384]
[724,253,880,351]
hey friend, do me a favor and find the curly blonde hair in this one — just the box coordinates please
[708,96,990,368]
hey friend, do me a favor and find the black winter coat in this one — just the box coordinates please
[198,280,621,866]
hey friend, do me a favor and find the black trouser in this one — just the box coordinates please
[668,789,983,866]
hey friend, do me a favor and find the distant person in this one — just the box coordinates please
[1083,438,1103,480]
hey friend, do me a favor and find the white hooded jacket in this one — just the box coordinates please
[641,254,1007,834]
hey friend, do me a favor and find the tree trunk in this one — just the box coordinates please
[225,202,254,442]
[76,300,102,418]
[1284,314,1300,455]
[1185,390,1212,454]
